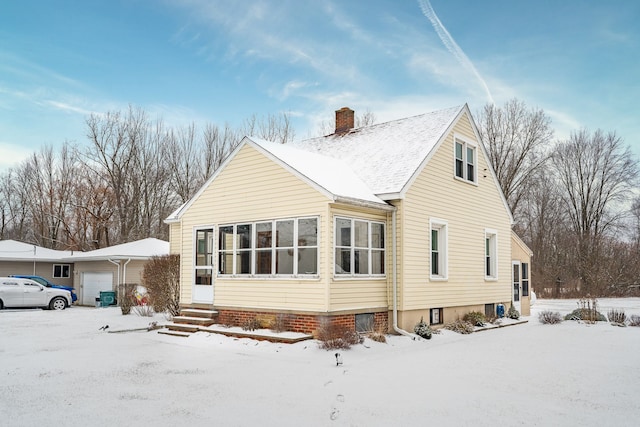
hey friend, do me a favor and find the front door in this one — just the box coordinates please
[193,228,215,304]
[22,281,47,307]
[512,261,521,312]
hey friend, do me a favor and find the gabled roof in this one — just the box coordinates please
[165,103,513,223]
[249,137,386,205]
[291,105,464,197]
[165,135,391,223]
[66,238,169,261]
[0,240,72,262]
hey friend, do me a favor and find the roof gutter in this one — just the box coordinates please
[333,196,396,212]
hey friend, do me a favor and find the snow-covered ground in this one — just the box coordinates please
[1,298,639,426]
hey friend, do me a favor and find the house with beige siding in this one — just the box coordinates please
[165,104,532,334]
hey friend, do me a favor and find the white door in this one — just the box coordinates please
[22,281,48,307]
[193,228,215,304]
[82,272,113,305]
[512,262,521,312]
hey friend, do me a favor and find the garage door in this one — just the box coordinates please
[82,272,114,305]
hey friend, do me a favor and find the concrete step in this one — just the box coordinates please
[180,308,218,319]
[158,330,191,338]
[173,316,217,327]
[165,323,200,333]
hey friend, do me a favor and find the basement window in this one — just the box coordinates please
[355,313,375,333]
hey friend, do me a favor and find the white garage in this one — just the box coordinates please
[81,272,113,305]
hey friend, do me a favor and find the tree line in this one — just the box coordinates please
[1,101,638,297]
[0,106,295,250]
[477,99,640,297]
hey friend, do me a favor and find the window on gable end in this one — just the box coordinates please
[454,136,477,183]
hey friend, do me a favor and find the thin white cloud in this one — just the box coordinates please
[0,142,34,171]
[417,0,494,104]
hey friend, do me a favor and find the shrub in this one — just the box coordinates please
[241,317,261,331]
[271,313,289,333]
[538,310,563,324]
[629,315,640,327]
[564,308,606,322]
[507,304,520,320]
[366,320,388,343]
[413,317,433,339]
[317,320,363,350]
[607,309,627,324]
[142,254,180,316]
[133,304,154,317]
[463,311,486,327]
[118,283,136,315]
[444,319,474,334]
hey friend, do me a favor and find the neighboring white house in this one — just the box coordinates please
[0,238,169,305]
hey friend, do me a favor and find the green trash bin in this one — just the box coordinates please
[99,291,117,307]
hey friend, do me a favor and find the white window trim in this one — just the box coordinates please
[485,228,498,281]
[193,226,215,285]
[334,217,386,278]
[429,218,448,281]
[218,217,320,278]
[453,133,478,185]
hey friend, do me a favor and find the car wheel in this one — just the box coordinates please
[49,297,67,311]
[0,299,3,309]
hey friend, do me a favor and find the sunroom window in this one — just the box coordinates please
[218,217,318,276]
[334,217,385,277]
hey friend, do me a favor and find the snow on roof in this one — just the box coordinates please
[291,105,464,196]
[248,137,387,205]
[0,239,72,261]
[67,238,169,261]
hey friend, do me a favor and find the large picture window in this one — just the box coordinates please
[195,228,214,285]
[218,217,318,276]
[454,136,477,183]
[334,217,385,276]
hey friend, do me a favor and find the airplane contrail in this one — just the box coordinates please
[418,0,494,103]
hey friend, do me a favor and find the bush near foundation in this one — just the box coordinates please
[463,311,486,327]
[317,320,363,350]
[142,254,180,316]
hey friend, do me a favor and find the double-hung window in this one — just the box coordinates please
[218,217,318,276]
[454,135,477,183]
[430,219,448,280]
[522,263,529,296]
[485,229,497,279]
[334,217,385,276]
[195,228,214,285]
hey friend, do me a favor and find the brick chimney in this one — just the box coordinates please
[335,107,354,134]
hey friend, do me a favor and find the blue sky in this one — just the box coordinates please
[1,0,638,170]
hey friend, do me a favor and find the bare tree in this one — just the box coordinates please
[241,112,296,144]
[476,99,553,217]
[552,129,639,294]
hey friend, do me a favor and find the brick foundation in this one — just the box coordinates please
[216,309,388,335]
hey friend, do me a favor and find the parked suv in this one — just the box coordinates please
[0,277,72,310]
[10,275,77,303]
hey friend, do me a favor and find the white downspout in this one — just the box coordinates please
[391,208,420,340]
[107,258,121,290]
[122,258,131,286]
